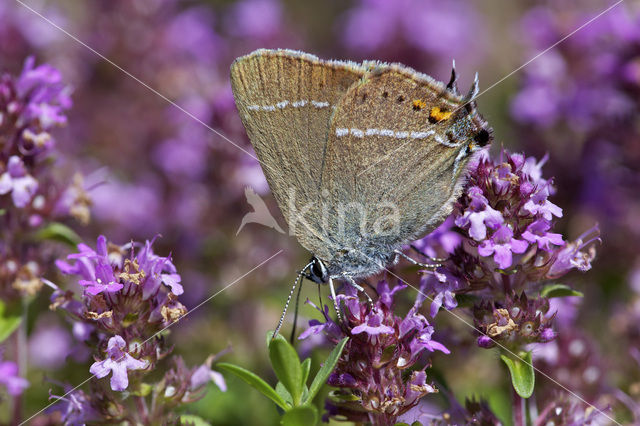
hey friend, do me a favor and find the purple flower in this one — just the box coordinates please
[477,335,494,348]
[455,186,503,240]
[521,219,564,251]
[351,311,395,341]
[404,370,436,407]
[0,356,29,395]
[478,224,528,269]
[377,280,407,309]
[523,185,563,220]
[78,261,123,295]
[412,216,462,257]
[298,318,328,340]
[49,389,97,426]
[18,59,71,125]
[0,156,38,207]
[190,364,227,392]
[161,273,184,296]
[89,335,148,391]
[302,281,443,423]
[423,270,460,318]
[547,225,600,279]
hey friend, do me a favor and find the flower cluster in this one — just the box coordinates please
[416,150,598,350]
[0,56,71,154]
[511,4,639,257]
[509,5,640,418]
[0,57,73,211]
[0,57,90,301]
[301,281,448,425]
[474,293,555,350]
[49,235,224,424]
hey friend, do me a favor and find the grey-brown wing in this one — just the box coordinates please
[231,49,366,257]
[320,65,490,253]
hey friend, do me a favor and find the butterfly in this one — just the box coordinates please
[230,49,492,336]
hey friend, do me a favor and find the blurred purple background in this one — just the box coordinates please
[0,0,639,424]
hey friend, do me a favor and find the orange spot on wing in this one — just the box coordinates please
[412,99,426,110]
[429,107,452,122]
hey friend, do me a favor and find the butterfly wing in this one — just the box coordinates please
[231,49,366,257]
[320,64,491,256]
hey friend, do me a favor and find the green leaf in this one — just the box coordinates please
[540,283,583,298]
[501,351,535,398]
[306,337,348,404]
[300,358,311,389]
[300,358,311,402]
[217,362,288,410]
[36,222,81,247]
[280,405,318,426]
[0,300,22,343]
[275,381,293,405]
[179,414,211,426]
[269,334,303,405]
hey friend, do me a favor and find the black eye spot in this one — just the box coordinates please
[382,91,389,98]
[474,129,490,147]
[397,95,405,103]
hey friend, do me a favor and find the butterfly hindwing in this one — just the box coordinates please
[320,65,484,252]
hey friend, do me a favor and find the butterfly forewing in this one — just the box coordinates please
[231,49,366,257]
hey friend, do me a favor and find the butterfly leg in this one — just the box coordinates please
[273,261,313,341]
[410,244,447,263]
[394,249,442,269]
[342,274,374,310]
[328,277,343,324]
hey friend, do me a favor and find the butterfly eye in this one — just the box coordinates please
[309,258,328,283]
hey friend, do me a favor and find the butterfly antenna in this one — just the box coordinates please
[273,261,313,341]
